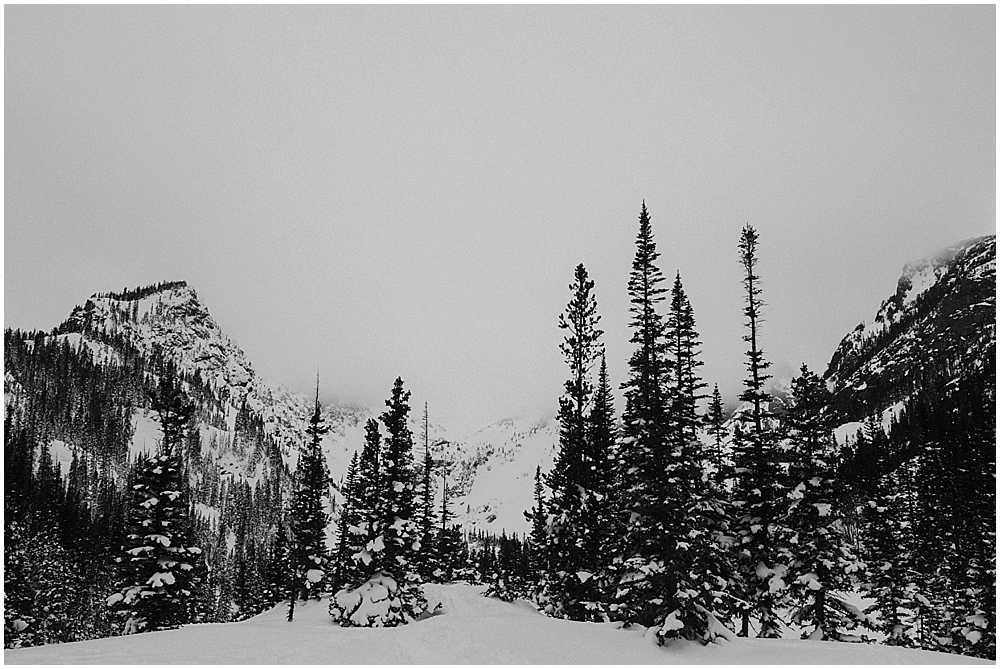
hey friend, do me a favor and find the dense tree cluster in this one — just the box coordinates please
[514,203,992,661]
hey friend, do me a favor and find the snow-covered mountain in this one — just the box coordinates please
[57,281,313,467]
[38,280,557,537]
[824,235,995,427]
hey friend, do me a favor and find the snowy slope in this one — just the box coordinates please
[4,584,985,665]
[321,411,558,537]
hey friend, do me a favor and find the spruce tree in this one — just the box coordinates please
[330,451,360,593]
[330,378,427,627]
[654,273,733,643]
[706,384,727,485]
[781,365,865,640]
[286,382,332,620]
[107,372,201,634]
[434,472,464,583]
[861,439,921,648]
[540,263,607,620]
[612,201,671,628]
[524,465,548,577]
[729,224,786,638]
[586,354,617,573]
[416,402,438,580]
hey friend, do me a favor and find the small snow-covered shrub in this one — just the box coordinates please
[329,572,427,628]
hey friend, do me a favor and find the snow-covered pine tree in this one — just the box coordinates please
[415,402,438,580]
[611,202,674,630]
[781,365,865,640]
[330,451,360,593]
[524,465,548,577]
[336,418,383,591]
[434,472,464,583]
[286,382,332,620]
[330,378,427,627]
[107,372,202,634]
[4,522,90,647]
[587,353,617,590]
[706,384,727,486]
[649,273,734,644]
[539,263,608,621]
[729,224,786,638]
[859,431,922,649]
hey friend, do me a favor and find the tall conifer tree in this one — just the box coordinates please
[612,202,675,630]
[286,380,331,620]
[730,224,785,638]
[108,371,201,634]
[541,263,607,620]
[781,365,864,640]
[330,378,426,626]
[706,385,727,485]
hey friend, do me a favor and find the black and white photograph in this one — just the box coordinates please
[4,4,995,664]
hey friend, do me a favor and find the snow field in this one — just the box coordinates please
[5,584,988,665]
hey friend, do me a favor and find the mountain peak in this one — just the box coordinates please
[878,235,995,326]
[99,280,194,303]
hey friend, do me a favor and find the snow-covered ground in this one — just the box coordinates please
[5,584,987,665]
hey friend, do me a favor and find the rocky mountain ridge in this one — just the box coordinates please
[19,281,557,536]
[823,235,995,425]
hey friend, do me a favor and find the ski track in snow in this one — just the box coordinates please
[5,584,989,665]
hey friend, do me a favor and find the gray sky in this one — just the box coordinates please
[6,5,995,433]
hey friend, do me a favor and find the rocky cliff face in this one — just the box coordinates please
[824,235,995,423]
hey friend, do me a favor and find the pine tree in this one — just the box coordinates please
[334,418,383,593]
[524,465,548,576]
[860,437,921,648]
[330,378,427,627]
[330,451,360,593]
[729,224,786,638]
[107,372,202,634]
[612,201,671,628]
[540,263,608,620]
[286,381,332,620]
[706,384,727,485]
[416,402,438,580]
[586,354,617,574]
[434,472,464,583]
[652,273,733,643]
[781,365,865,640]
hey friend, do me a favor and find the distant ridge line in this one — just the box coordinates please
[96,280,190,302]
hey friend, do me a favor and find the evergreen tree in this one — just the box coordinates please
[416,402,438,580]
[107,373,202,634]
[781,365,865,640]
[612,201,671,629]
[330,451,360,592]
[540,263,608,620]
[586,354,617,573]
[334,418,384,594]
[729,224,786,638]
[286,382,332,620]
[4,522,91,647]
[524,465,548,576]
[706,384,727,485]
[434,472,464,583]
[860,438,922,648]
[655,273,733,643]
[330,378,427,627]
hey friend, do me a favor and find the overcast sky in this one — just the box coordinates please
[5,5,995,433]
